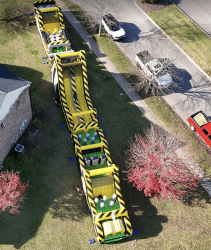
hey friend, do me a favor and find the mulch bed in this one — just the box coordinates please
[136,0,171,11]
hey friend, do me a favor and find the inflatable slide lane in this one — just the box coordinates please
[34,0,72,57]
[33,0,133,243]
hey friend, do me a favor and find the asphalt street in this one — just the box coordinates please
[70,0,211,124]
[174,0,211,36]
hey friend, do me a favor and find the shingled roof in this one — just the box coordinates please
[0,64,31,122]
[0,64,30,93]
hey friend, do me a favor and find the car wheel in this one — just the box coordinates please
[137,63,141,69]
[190,124,195,131]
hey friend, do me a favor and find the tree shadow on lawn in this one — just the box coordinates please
[1,63,44,86]
[120,176,168,241]
[182,183,211,207]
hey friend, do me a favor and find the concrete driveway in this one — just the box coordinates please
[69,0,211,124]
[174,0,211,36]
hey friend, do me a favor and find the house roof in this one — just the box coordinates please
[0,91,6,110]
[0,64,31,123]
[0,64,30,94]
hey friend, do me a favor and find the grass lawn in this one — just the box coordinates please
[0,0,211,249]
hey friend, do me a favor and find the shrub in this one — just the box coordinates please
[0,170,29,213]
[32,118,42,127]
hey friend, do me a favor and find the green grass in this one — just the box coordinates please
[29,49,39,55]
[43,122,50,129]
[145,4,211,76]
[94,33,140,83]
[0,1,211,249]
[24,42,33,49]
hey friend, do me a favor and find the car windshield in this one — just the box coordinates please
[193,112,210,127]
[112,25,121,31]
[156,69,167,77]
[154,63,161,69]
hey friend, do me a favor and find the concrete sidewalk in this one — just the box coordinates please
[57,0,211,196]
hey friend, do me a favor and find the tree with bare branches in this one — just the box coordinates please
[125,125,199,202]
[78,0,119,37]
[130,33,185,96]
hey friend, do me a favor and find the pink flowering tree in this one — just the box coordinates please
[125,125,199,202]
[0,170,29,213]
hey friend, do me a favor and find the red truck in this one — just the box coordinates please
[188,111,211,147]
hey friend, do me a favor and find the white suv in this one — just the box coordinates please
[102,14,126,40]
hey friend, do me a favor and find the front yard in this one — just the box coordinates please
[0,1,211,249]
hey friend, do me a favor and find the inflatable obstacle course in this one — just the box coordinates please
[33,0,133,243]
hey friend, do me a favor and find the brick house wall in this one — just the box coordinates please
[0,87,32,165]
